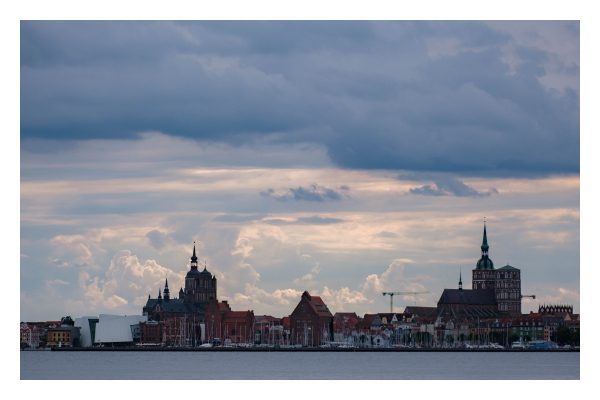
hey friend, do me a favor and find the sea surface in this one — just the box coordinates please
[21,351,580,380]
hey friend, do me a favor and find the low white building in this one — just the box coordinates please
[93,314,148,346]
[74,316,99,347]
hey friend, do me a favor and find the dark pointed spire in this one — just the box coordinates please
[158,287,162,299]
[459,268,463,291]
[481,221,489,252]
[191,242,198,268]
[163,274,170,300]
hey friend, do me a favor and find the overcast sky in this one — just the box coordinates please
[20,21,579,321]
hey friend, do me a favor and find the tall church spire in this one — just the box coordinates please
[191,242,198,269]
[163,275,170,300]
[459,269,463,291]
[475,221,494,270]
[481,221,489,254]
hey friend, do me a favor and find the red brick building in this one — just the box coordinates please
[289,291,333,347]
[222,311,254,343]
[334,312,359,331]
[205,300,254,344]
[139,321,164,344]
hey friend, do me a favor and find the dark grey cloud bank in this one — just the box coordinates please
[21,21,579,177]
[260,185,344,202]
[409,176,499,197]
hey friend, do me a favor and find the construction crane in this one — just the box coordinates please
[382,291,430,313]
[521,294,536,299]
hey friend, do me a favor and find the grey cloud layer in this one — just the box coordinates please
[409,176,499,197]
[260,185,344,202]
[20,21,579,177]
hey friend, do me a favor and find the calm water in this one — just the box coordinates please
[21,351,579,380]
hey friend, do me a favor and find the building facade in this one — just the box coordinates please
[46,326,81,347]
[289,291,333,346]
[20,323,43,348]
[538,304,574,315]
[204,300,254,344]
[511,314,544,341]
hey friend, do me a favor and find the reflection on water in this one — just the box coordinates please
[21,351,580,380]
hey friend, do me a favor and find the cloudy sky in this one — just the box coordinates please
[20,21,580,321]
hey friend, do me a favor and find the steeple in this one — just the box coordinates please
[459,269,463,291]
[190,242,198,269]
[158,287,162,299]
[163,275,170,300]
[481,221,489,255]
[475,221,494,270]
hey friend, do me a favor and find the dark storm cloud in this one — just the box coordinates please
[20,21,579,176]
[260,185,343,202]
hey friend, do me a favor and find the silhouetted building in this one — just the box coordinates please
[289,291,333,346]
[143,245,211,323]
[539,304,573,315]
[433,223,523,318]
[182,244,217,308]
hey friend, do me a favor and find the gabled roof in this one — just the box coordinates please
[290,291,333,318]
[437,289,496,306]
[334,312,358,319]
[404,306,437,317]
[377,313,396,323]
[306,292,333,317]
[497,264,519,270]
[143,298,205,314]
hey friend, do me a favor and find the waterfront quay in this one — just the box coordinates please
[49,346,579,353]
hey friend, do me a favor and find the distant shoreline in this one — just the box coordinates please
[43,347,579,353]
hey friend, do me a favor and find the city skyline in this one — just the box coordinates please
[20,21,580,321]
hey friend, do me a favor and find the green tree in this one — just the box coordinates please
[572,330,579,346]
[508,333,520,345]
[329,318,334,341]
[61,316,75,326]
[553,325,573,346]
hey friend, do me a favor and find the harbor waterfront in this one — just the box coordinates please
[21,351,580,380]
[46,347,579,352]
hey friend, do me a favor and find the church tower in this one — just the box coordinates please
[184,243,218,307]
[495,264,521,315]
[472,222,496,290]
[163,276,170,300]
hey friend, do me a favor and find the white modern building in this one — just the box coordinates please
[93,314,148,346]
[74,316,100,347]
